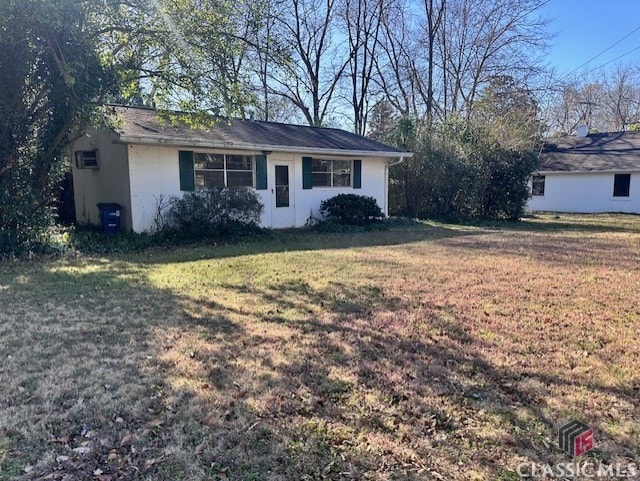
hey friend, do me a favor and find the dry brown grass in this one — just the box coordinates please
[1,213,639,480]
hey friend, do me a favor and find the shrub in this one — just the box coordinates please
[165,187,264,238]
[319,194,384,226]
[0,180,59,257]
[388,118,538,221]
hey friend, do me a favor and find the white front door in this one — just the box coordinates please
[271,160,295,228]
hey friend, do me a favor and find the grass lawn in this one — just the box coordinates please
[1,213,639,480]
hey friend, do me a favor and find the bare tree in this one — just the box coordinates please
[605,65,640,131]
[269,0,349,126]
[341,0,386,134]
[545,65,640,135]
[420,0,446,124]
[441,0,550,118]
[374,0,421,118]
[372,0,550,127]
[545,81,592,135]
[242,0,293,121]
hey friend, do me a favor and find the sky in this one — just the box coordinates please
[540,0,640,80]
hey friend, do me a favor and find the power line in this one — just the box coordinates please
[560,24,640,80]
[580,44,640,77]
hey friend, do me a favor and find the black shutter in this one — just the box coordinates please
[353,159,362,189]
[179,150,195,191]
[302,156,313,189]
[255,154,267,190]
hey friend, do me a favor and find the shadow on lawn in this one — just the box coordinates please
[0,263,245,481]
[435,227,640,270]
[126,222,486,265]
[150,279,639,479]
[123,214,640,270]
[476,213,640,234]
[1,251,638,480]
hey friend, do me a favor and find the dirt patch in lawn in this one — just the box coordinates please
[1,214,639,480]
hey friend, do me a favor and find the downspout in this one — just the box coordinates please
[385,156,406,217]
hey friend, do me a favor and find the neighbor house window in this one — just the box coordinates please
[194,153,254,188]
[532,175,545,196]
[613,174,631,197]
[312,159,351,187]
[75,150,98,169]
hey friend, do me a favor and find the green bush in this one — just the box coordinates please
[0,170,60,257]
[165,187,264,238]
[319,194,384,226]
[65,222,271,255]
[389,118,538,221]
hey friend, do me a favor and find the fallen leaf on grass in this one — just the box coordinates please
[145,457,164,469]
[207,415,218,428]
[148,418,163,428]
[120,433,133,446]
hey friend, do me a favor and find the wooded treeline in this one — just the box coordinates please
[545,66,640,135]
[99,0,552,133]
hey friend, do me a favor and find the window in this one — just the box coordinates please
[311,159,351,187]
[194,153,254,188]
[613,174,631,197]
[275,165,290,207]
[75,150,98,169]
[532,175,545,196]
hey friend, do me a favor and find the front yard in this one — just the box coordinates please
[1,214,639,480]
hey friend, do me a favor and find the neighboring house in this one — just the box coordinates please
[71,106,410,232]
[527,130,640,213]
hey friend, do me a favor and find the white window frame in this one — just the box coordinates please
[75,150,99,169]
[194,152,255,189]
[311,159,353,188]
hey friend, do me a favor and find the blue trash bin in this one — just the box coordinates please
[97,203,122,233]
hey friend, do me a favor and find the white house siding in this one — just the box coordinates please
[126,144,389,232]
[127,144,185,232]
[71,130,132,230]
[289,156,388,227]
[527,172,640,213]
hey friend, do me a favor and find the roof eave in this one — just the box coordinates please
[536,168,640,174]
[118,134,412,158]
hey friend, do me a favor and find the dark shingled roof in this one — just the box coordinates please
[110,105,407,156]
[539,131,640,172]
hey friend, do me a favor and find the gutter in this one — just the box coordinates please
[118,133,412,160]
[388,155,408,167]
